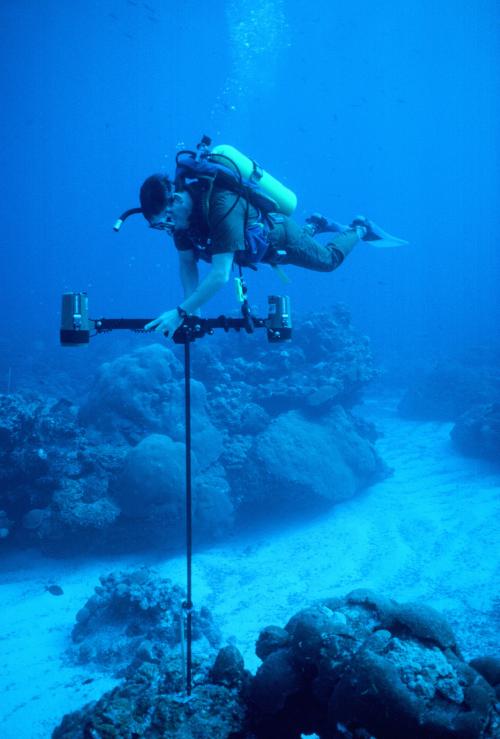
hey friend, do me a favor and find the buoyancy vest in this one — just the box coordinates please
[174,145,296,267]
[175,183,273,267]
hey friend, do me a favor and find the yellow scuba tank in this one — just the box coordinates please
[210,144,297,216]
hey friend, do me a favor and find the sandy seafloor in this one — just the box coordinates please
[1,396,499,738]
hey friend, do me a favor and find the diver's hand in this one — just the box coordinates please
[145,309,183,337]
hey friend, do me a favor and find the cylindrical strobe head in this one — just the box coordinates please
[60,292,91,345]
[267,295,292,342]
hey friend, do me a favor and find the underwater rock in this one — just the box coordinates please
[325,406,387,483]
[22,507,49,530]
[52,480,120,530]
[113,433,187,517]
[231,407,386,517]
[0,509,13,538]
[250,591,498,739]
[256,410,358,503]
[285,605,355,668]
[237,401,271,434]
[31,479,120,555]
[0,392,43,451]
[250,648,306,717]
[69,568,220,673]
[0,391,127,552]
[470,656,500,699]
[0,394,60,498]
[53,661,248,738]
[451,403,500,464]
[210,645,249,689]
[194,305,378,426]
[78,344,222,466]
[111,435,234,539]
[329,638,494,738]
[0,307,385,556]
[78,343,183,435]
[55,573,245,736]
[255,625,290,661]
[382,600,459,653]
[398,362,500,422]
[45,584,64,596]
[192,465,234,539]
[54,588,499,738]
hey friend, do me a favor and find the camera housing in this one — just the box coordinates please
[267,295,292,342]
[60,292,92,345]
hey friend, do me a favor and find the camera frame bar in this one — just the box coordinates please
[60,291,291,346]
[91,313,268,344]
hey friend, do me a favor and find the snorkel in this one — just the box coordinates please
[114,171,176,233]
[112,207,143,232]
[113,201,176,235]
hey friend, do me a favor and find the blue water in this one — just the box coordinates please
[0,2,499,735]
[1,0,498,379]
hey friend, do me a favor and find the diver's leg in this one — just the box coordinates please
[305,213,349,235]
[280,220,362,272]
[327,228,362,263]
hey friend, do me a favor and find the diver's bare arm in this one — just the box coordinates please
[178,249,199,299]
[145,252,234,335]
[179,251,234,315]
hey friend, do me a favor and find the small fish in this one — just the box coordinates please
[45,584,64,596]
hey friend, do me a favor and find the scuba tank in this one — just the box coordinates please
[210,144,297,216]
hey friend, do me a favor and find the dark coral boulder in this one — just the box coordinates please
[451,403,500,464]
[470,656,500,700]
[249,591,499,739]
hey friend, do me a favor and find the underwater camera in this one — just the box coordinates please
[59,292,292,345]
[266,295,292,343]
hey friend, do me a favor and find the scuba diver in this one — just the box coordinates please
[115,140,408,337]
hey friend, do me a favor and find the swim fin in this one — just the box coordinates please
[351,215,409,248]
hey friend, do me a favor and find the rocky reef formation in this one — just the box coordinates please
[0,307,385,554]
[250,590,499,738]
[68,568,220,674]
[53,662,249,739]
[0,392,123,553]
[55,568,247,738]
[53,585,499,738]
[193,304,377,422]
[398,360,500,465]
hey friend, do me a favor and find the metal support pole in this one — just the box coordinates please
[184,339,193,696]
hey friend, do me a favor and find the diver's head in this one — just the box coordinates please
[139,174,192,231]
